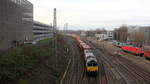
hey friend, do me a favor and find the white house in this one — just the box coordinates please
[107,31,113,40]
[95,31,113,41]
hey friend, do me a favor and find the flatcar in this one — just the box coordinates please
[112,40,126,48]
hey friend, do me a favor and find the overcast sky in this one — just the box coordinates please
[28,0,150,30]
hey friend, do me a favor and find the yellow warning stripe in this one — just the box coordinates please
[87,67,98,71]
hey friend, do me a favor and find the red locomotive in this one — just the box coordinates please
[121,46,144,56]
[143,50,150,59]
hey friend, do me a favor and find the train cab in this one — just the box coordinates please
[84,50,98,76]
[86,58,98,76]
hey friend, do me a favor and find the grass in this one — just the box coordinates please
[0,38,54,81]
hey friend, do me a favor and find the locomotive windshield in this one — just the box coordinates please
[87,61,97,66]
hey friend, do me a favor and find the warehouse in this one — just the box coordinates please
[0,0,33,50]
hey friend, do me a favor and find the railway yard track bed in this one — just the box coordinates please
[62,37,150,84]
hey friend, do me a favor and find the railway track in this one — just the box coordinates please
[86,40,150,84]
[62,37,89,84]
[120,51,150,71]
[86,41,127,84]
[62,37,150,84]
[102,42,150,80]
[62,37,102,84]
[104,41,150,72]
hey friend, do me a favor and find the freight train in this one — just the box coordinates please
[72,35,98,76]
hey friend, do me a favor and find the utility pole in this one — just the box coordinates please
[63,24,66,35]
[53,8,57,82]
[66,23,68,34]
[53,8,57,31]
[64,23,68,35]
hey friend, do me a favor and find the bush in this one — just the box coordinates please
[0,38,53,80]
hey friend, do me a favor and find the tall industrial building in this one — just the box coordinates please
[0,0,33,50]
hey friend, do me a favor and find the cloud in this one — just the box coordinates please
[28,0,150,30]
